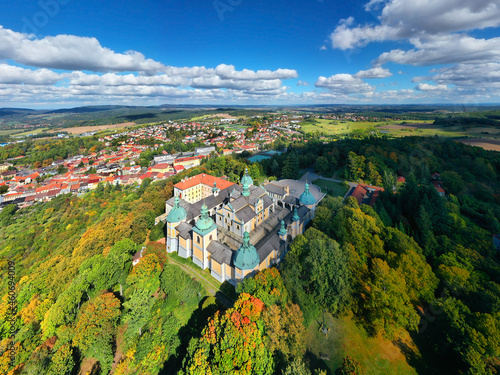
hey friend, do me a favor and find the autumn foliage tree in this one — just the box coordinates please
[72,292,121,373]
[181,293,274,375]
[236,267,288,307]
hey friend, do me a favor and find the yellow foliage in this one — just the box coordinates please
[35,299,53,323]
[102,246,111,257]
[20,296,41,325]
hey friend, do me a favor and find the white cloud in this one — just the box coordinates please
[354,66,392,79]
[214,64,297,80]
[320,45,327,51]
[0,26,165,73]
[330,0,500,50]
[415,83,448,91]
[0,24,301,105]
[376,34,500,66]
[431,63,500,88]
[297,80,310,86]
[0,64,63,85]
[315,74,375,94]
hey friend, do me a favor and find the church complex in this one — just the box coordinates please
[163,170,325,285]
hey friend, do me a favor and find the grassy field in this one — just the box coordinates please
[457,138,500,151]
[306,313,419,375]
[168,252,222,292]
[12,127,50,137]
[300,119,434,136]
[48,122,136,135]
[300,119,500,140]
[312,179,348,197]
[0,128,25,136]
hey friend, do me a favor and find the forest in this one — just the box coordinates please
[0,134,499,374]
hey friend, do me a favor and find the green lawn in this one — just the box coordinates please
[299,119,471,138]
[306,313,419,375]
[168,252,222,291]
[300,119,431,135]
[0,128,29,136]
[12,127,50,137]
[312,179,348,197]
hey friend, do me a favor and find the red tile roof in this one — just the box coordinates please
[174,173,235,191]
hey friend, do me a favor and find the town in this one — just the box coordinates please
[0,113,307,208]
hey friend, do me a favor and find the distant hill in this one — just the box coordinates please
[0,108,39,117]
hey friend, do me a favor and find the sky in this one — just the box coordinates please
[0,0,500,108]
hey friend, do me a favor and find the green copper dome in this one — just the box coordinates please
[233,232,260,270]
[299,183,316,206]
[167,196,187,223]
[278,220,287,236]
[195,204,214,231]
[292,207,300,222]
[212,182,218,193]
[241,168,253,187]
[241,168,253,197]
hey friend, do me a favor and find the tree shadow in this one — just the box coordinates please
[159,296,222,375]
[305,350,334,375]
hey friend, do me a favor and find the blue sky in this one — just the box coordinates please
[0,0,499,108]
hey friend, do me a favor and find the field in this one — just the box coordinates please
[312,179,349,197]
[306,313,419,375]
[300,119,435,136]
[378,123,500,139]
[12,127,50,137]
[48,122,136,134]
[457,137,500,151]
[301,119,500,141]
[191,113,240,121]
[0,128,27,136]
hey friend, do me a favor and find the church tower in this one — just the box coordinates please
[192,203,217,269]
[291,207,300,239]
[299,182,317,217]
[166,196,187,253]
[241,168,253,197]
[233,231,260,281]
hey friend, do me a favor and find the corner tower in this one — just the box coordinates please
[166,196,187,253]
[192,204,217,269]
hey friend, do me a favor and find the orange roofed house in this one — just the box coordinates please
[348,184,384,207]
[163,171,323,285]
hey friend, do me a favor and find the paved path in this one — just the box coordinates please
[167,256,234,308]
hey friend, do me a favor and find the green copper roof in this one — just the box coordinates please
[278,220,287,236]
[241,168,253,197]
[195,204,214,231]
[233,231,260,270]
[167,196,187,223]
[212,181,218,193]
[292,207,300,222]
[299,182,316,206]
[241,168,254,187]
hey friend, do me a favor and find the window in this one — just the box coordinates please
[197,236,200,244]
[236,225,240,230]
[209,235,213,241]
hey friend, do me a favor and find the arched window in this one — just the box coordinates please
[209,235,213,241]
[197,236,200,244]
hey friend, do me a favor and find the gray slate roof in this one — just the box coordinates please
[262,183,286,196]
[235,205,256,223]
[176,222,192,239]
[207,241,233,265]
